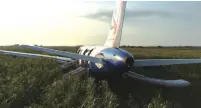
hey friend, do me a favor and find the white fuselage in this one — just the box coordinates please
[76,45,109,65]
[76,45,134,78]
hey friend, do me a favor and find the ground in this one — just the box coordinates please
[0,46,201,108]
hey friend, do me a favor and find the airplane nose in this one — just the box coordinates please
[125,57,134,67]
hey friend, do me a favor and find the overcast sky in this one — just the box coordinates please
[0,1,201,46]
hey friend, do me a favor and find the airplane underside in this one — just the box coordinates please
[60,60,190,88]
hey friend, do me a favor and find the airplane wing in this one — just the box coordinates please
[20,45,105,64]
[124,71,190,87]
[134,59,201,67]
[0,50,72,64]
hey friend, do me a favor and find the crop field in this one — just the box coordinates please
[1,46,201,108]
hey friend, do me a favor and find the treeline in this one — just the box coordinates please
[9,44,201,49]
[120,45,201,48]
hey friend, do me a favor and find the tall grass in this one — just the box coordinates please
[0,46,201,108]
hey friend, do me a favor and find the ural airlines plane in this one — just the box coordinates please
[0,0,201,87]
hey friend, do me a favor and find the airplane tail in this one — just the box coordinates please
[104,0,127,48]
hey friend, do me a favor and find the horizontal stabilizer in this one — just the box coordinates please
[134,59,201,67]
[20,45,105,64]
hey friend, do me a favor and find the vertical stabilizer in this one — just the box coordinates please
[104,0,127,48]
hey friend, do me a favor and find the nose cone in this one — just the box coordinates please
[125,57,134,67]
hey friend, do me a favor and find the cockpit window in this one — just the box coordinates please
[96,53,105,59]
[100,53,104,56]
[83,49,88,55]
[77,49,81,54]
[88,49,94,56]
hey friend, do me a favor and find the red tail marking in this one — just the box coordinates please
[113,18,117,35]
[112,0,123,47]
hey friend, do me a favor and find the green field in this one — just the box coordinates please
[1,46,201,108]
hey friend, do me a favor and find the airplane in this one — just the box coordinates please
[0,0,201,88]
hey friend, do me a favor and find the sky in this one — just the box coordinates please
[0,0,201,46]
